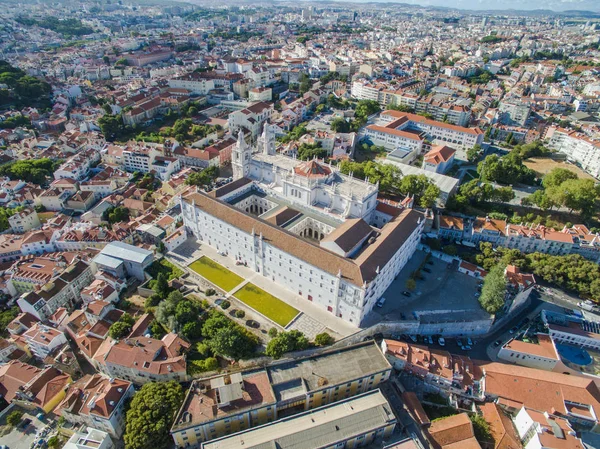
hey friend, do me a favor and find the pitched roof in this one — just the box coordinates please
[182,190,423,286]
[321,218,374,253]
[427,413,482,449]
[478,361,600,419]
[480,403,522,449]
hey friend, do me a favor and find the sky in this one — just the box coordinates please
[331,0,600,12]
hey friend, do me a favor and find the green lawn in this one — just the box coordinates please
[188,256,244,292]
[234,283,299,327]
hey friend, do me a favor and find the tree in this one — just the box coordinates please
[186,166,219,187]
[299,73,312,94]
[466,144,482,162]
[209,326,258,359]
[98,114,126,140]
[47,436,60,449]
[6,410,23,427]
[154,273,170,299]
[442,245,458,256]
[124,381,184,449]
[314,332,334,346]
[103,206,130,224]
[330,117,350,133]
[268,327,278,338]
[109,321,132,340]
[266,330,309,359]
[355,100,380,121]
[406,278,417,290]
[542,167,577,189]
[479,264,507,314]
[297,143,327,161]
[470,414,494,445]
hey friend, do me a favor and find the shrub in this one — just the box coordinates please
[314,332,334,346]
[220,300,231,310]
[6,410,23,426]
[205,288,216,296]
[406,279,417,291]
[268,327,278,338]
[145,294,162,309]
[235,310,246,318]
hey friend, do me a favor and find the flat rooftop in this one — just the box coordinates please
[267,342,391,394]
[201,390,395,449]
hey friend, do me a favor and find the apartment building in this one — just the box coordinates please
[498,101,531,127]
[171,342,391,448]
[547,127,600,179]
[227,102,274,139]
[8,208,41,233]
[22,322,68,360]
[436,215,600,263]
[479,361,600,430]
[382,339,484,400]
[200,390,397,449]
[513,407,585,449]
[92,332,189,384]
[57,374,134,438]
[63,428,114,449]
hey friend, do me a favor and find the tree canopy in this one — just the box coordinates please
[124,381,184,449]
[478,264,507,314]
[0,158,61,185]
[0,60,52,108]
[266,330,309,359]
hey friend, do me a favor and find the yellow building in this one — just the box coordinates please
[200,389,397,449]
[171,341,392,448]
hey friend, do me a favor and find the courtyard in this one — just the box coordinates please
[234,283,300,327]
[188,256,244,292]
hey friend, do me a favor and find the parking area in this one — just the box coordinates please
[0,412,54,449]
[370,251,489,323]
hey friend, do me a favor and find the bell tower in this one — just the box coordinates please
[232,131,251,180]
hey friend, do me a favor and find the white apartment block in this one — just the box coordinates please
[122,146,181,181]
[228,102,274,139]
[58,374,134,438]
[168,75,216,95]
[498,101,531,127]
[22,323,67,360]
[182,129,424,326]
[8,208,41,233]
[547,128,600,179]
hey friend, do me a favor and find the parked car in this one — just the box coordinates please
[376,297,386,308]
[510,326,518,334]
[466,337,473,346]
[438,337,446,346]
[427,336,433,344]
[494,340,502,347]
[463,345,472,350]
[427,260,434,265]
[456,339,464,347]
[402,291,411,297]
[423,268,432,273]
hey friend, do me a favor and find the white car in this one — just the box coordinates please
[438,337,446,346]
[376,297,386,308]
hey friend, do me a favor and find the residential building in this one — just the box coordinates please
[63,428,114,449]
[479,361,600,430]
[546,128,600,179]
[228,102,274,139]
[426,413,482,449]
[513,407,584,449]
[22,322,68,360]
[8,208,41,233]
[57,374,134,438]
[171,342,391,447]
[382,339,484,399]
[92,333,189,384]
[498,101,531,127]
[0,360,70,413]
[200,390,397,449]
